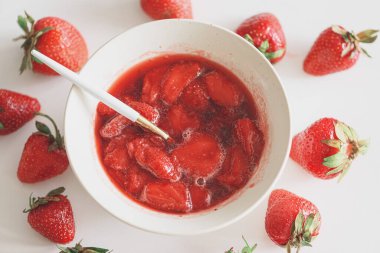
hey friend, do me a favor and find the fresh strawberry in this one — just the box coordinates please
[140,0,192,20]
[166,104,200,137]
[234,118,263,159]
[265,189,321,252]
[23,187,75,244]
[304,26,378,75]
[172,133,223,178]
[143,182,191,213]
[57,241,111,253]
[290,118,368,181]
[161,62,202,105]
[189,185,210,210]
[0,89,40,135]
[100,100,159,138]
[236,13,286,64]
[129,138,181,181]
[181,79,210,112]
[204,71,243,107]
[17,113,68,183]
[15,12,88,75]
[216,146,250,188]
[97,102,116,118]
[109,164,152,196]
[141,65,169,105]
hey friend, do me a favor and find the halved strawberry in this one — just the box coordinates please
[143,182,191,213]
[216,146,250,188]
[172,133,223,178]
[189,185,211,211]
[166,104,200,137]
[141,65,169,105]
[204,71,243,107]
[181,79,210,112]
[234,118,263,159]
[161,62,202,105]
[129,138,181,181]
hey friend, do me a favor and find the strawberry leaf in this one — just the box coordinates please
[332,25,347,35]
[24,11,35,24]
[294,212,304,235]
[360,47,372,58]
[36,121,51,135]
[264,49,285,60]
[17,15,29,33]
[0,122,4,130]
[335,122,349,142]
[356,29,379,43]
[258,40,270,53]
[321,139,342,149]
[244,34,254,45]
[47,187,65,196]
[323,152,346,168]
[326,161,349,175]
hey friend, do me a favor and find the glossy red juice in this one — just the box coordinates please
[95,54,265,214]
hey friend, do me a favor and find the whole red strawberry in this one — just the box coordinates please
[141,0,192,20]
[0,89,40,135]
[236,13,286,64]
[265,189,321,252]
[15,11,88,75]
[304,26,378,75]
[290,118,368,181]
[17,113,69,183]
[23,187,75,244]
[57,241,111,253]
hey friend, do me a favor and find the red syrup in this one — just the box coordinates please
[95,54,265,214]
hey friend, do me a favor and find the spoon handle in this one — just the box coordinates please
[31,49,140,122]
[31,50,169,140]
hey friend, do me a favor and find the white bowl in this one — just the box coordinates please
[64,19,291,235]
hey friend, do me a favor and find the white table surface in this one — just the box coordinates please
[1,0,379,252]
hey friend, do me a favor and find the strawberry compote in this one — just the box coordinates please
[95,54,265,214]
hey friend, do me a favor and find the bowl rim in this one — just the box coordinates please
[64,19,291,235]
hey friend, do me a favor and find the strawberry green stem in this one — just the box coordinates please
[23,187,65,213]
[14,11,53,74]
[35,112,64,149]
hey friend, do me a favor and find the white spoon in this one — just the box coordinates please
[31,49,170,140]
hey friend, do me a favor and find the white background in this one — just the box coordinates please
[0,0,379,252]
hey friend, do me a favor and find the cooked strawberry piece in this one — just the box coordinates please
[129,138,181,181]
[204,71,243,107]
[189,185,211,210]
[181,79,209,112]
[108,165,151,196]
[100,115,131,138]
[104,146,131,171]
[166,104,200,137]
[141,65,169,105]
[216,146,250,188]
[97,102,116,117]
[100,100,159,138]
[127,100,160,124]
[234,118,262,159]
[161,62,202,105]
[143,182,191,213]
[172,133,223,178]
